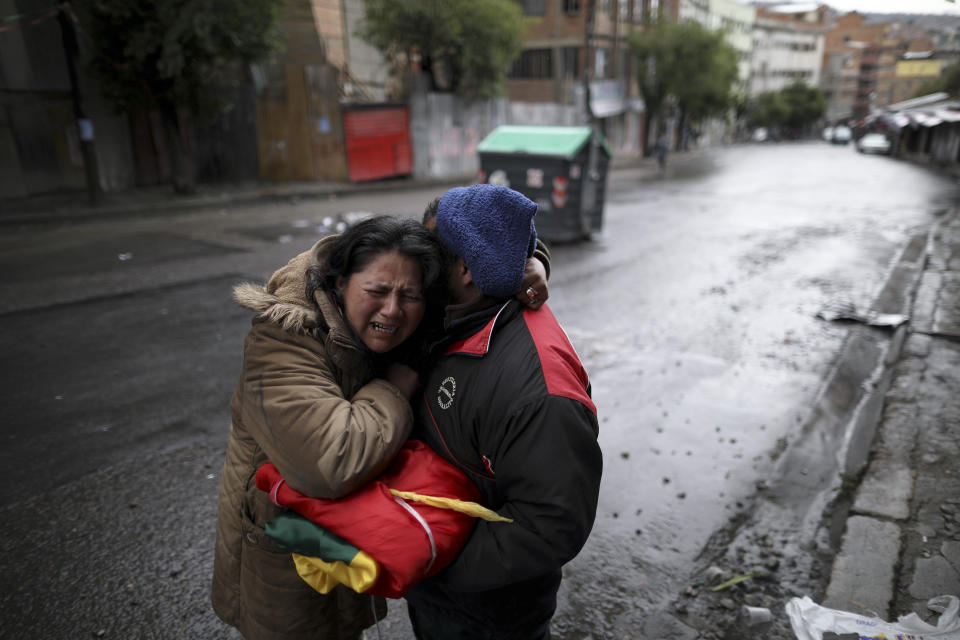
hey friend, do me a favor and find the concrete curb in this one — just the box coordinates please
[820,210,959,620]
[824,516,903,615]
[655,215,943,640]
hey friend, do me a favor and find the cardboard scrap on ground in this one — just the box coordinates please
[816,299,908,328]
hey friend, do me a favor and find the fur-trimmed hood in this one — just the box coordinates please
[214,240,410,639]
[233,236,335,334]
[233,235,373,377]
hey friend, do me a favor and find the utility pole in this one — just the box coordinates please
[58,2,101,206]
[581,0,599,237]
[582,0,596,126]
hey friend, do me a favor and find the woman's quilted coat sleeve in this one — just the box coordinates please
[232,320,413,499]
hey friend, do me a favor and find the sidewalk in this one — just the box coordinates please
[0,175,458,226]
[0,152,661,227]
[821,209,960,624]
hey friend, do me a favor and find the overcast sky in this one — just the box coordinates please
[753,0,960,15]
[818,0,960,14]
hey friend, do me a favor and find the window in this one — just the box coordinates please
[595,47,609,79]
[562,47,580,79]
[508,48,554,79]
[516,0,546,15]
[564,0,581,15]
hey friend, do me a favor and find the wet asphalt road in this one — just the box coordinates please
[1,141,957,639]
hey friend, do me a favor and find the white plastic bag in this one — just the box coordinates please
[786,595,960,640]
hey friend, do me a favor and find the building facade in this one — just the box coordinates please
[706,0,757,90]
[890,52,943,106]
[820,12,892,122]
[749,7,825,97]
[505,0,649,152]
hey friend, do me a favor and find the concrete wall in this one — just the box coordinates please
[409,90,509,181]
[928,123,960,164]
[409,79,644,181]
[0,0,125,198]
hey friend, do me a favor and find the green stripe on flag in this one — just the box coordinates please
[266,513,361,565]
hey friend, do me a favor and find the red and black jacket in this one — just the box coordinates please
[406,298,602,633]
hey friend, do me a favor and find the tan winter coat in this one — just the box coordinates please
[211,236,413,639]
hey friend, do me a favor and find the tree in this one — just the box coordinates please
[779,81,826,132]
[356,0,525,100]
[668,21,738,148]
[628,16,739,154]
[747,91,787,129]
[78,0,282,193]
[747,82,825,136]
[628,16,671,156]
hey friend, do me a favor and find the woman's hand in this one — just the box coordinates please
[517,257,549,310]
[385,362,420,399]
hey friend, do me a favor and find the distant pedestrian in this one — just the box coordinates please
[654,132,668,174]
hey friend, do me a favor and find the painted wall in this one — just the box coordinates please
[895,59,943,78]
[409,79,644,181]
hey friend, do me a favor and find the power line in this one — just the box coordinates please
[0,5,60,33]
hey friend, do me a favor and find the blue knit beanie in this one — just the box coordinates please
[437,185,538,298]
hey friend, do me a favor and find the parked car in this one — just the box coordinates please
[856,133,892,155]
[831,125,852,144]
[822,126,834,141]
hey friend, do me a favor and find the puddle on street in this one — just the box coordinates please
[547,340,824,634]
[542,143,952,635]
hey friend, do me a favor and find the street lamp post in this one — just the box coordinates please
[57,3,101,206]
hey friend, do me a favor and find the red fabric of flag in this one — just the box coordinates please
[256,440,482,598]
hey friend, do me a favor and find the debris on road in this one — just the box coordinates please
[815,299,907,328]
[710,572,755,592]
[786,594,960,640]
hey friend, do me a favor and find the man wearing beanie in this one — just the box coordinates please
[405,185,603,640]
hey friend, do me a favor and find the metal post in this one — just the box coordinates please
[58,4,101,206]
[581,0,598,238]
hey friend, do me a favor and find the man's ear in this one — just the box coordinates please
[454,257,473,289]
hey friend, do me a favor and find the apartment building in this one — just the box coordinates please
[506,0,647,103]
[706,0,757,89]
[506,0,649,149]
[820,12,894,122]
[749,6,826,97]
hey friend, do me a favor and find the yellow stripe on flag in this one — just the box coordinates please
[389,489,513,522]
[292,551,380,594]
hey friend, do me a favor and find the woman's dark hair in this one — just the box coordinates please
[308,216,444,297]
[305,215,447,367]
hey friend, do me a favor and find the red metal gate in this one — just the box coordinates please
[342,104,412,182]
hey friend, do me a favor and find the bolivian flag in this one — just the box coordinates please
[257,440,511,599]
[267,513,381,594]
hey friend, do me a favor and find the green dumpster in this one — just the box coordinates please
[477,125,611,242]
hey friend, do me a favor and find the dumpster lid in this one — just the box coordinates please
[478,125,612,159]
